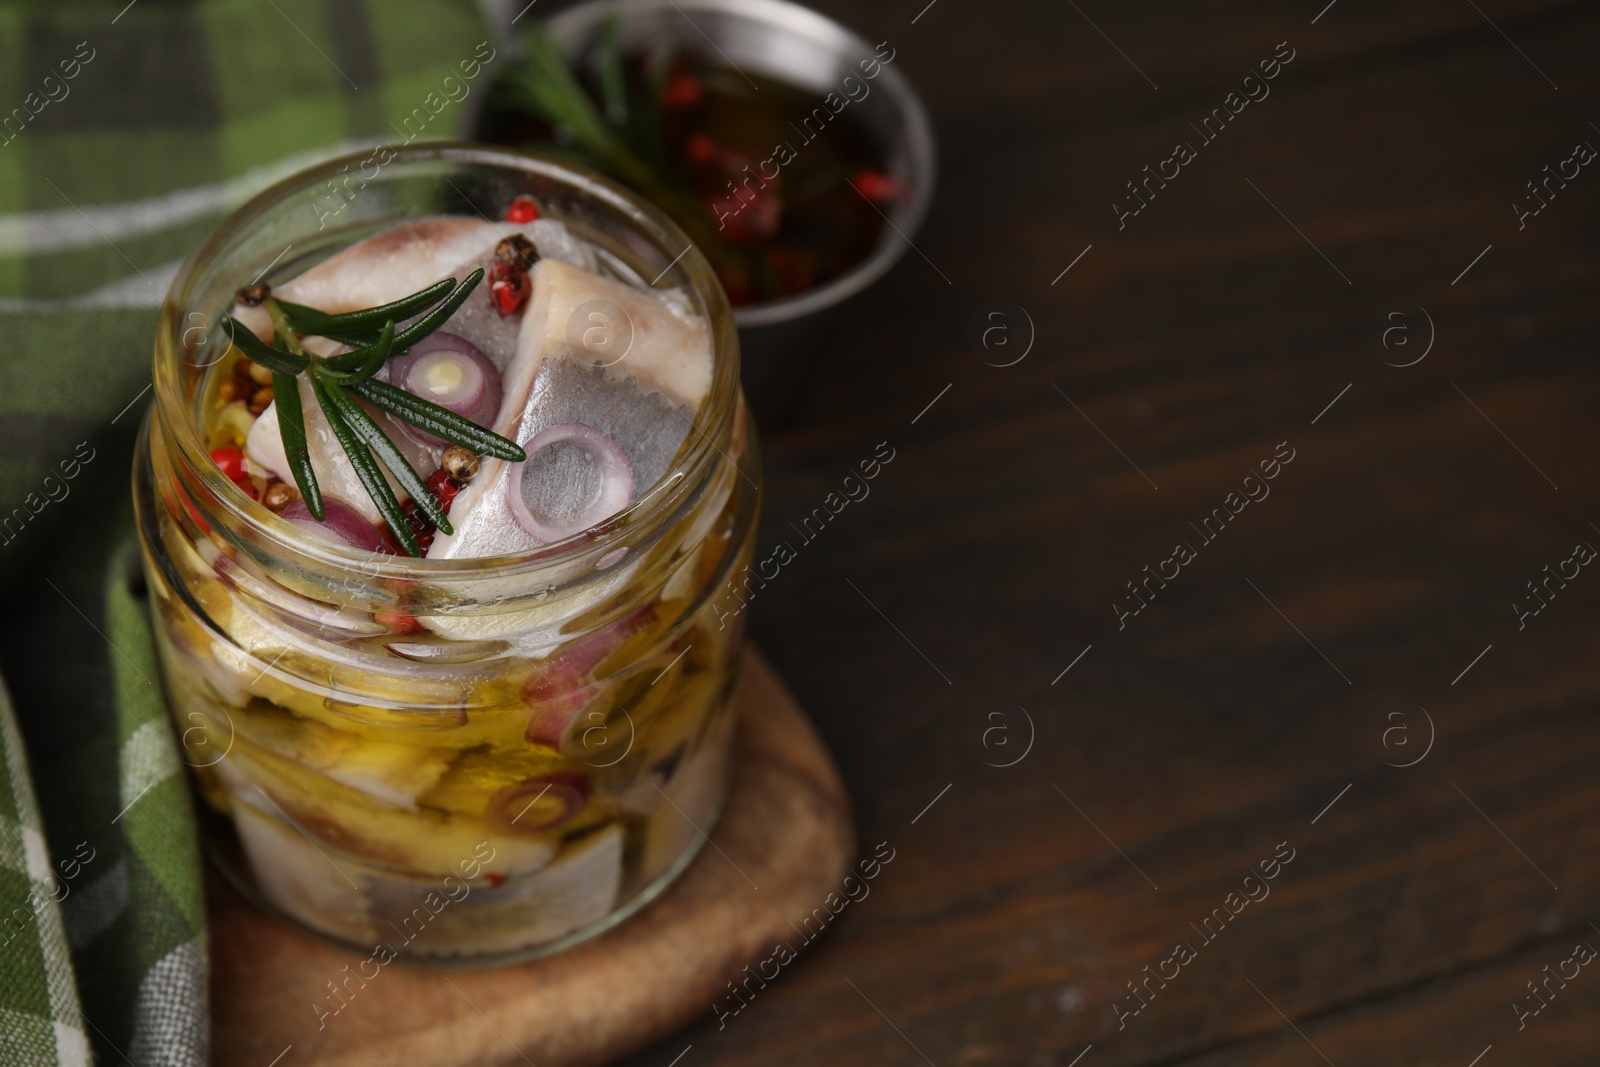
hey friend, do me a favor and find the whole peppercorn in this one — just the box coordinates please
[494,234,539,271]
[687,133,718,165]
[441,446,481,482]
[245,360,274,386]
[663,71,703,111]
[218,376,246,403]
[262,481,297,512]
[373,611,425,636]
[203,448,259,499]
[247,386,274,415]
[488,262,532,315]
[426,469,462,513]
[210,447,249,482]
[399,497,436,553]
[235,283,271,306]
[853,170,902,203]
[504,196,540,224]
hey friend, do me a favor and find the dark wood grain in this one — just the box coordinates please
[604,0,1600,1064]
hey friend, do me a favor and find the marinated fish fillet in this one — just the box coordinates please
[429,257,713,561]
[240,217,635,527]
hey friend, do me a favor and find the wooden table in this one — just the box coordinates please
[614,0,1600,1063]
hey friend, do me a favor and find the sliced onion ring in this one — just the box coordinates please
[388,331,502,447]
[281,498,388,553]
[487,773,590,835]
[523,693,598,753]
[507,423,634,542]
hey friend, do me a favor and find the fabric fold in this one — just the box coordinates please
[0,2,501,1063]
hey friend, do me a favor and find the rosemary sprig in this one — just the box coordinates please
[222,316,307,375]
[315,319,396,385]
[497,24,735,265]
[271,368,319,520]
[309,373,423,557]
[639,40,678,169]
[274,277,454,340]
[320,269,486,367]
[221,273,526,557]
[501,25,656,192]
[347,378,526,461]
[595,16,629,133]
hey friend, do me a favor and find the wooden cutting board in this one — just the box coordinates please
[209,648,853,1067]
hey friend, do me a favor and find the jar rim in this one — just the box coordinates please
[153,142,741,583]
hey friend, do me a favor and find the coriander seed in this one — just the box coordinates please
[442,446,481,481]
[235,283,271,306]
[262,481,297,512]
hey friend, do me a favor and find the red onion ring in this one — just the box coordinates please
[280,498,389,553]
[506,423,634,542]
[487,773,590,835]
[388,332,502,447]
[523,692,599,754]
[521,605,655,750]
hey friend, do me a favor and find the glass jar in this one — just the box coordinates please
[132,144,758,964]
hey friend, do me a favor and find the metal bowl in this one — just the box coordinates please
[478,0,938,422]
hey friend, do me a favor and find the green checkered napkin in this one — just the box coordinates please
[0,2,499,1063]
